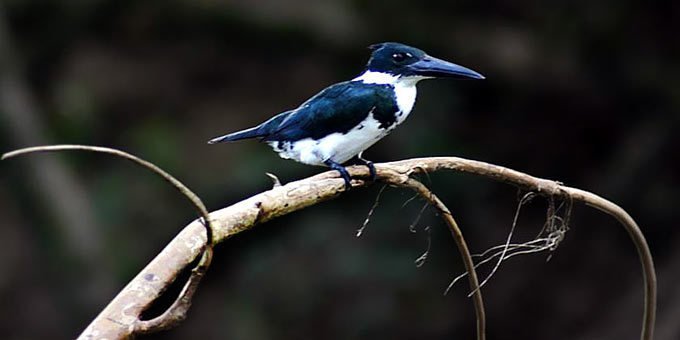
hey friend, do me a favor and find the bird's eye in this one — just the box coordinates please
[392,53,407,62]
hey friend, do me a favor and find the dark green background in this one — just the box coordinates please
[1,1,678,339]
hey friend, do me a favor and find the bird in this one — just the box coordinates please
[208,42,484,190]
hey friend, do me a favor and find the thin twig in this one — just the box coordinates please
[445,234,564,295]
[400,192,420,209]
[408,202,430,233]
[357,184,387,237]
[265,172,282,188]
[469,192,537,296]
[414,226,432,268]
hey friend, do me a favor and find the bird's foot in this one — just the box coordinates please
[325,159,352,191]
[357,155,377,181]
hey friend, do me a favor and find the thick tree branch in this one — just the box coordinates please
[3,146,655,340]
[84,157,653,340]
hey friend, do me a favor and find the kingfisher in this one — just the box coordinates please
[208,42,484,189]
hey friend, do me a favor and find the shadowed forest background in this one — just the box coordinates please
[1,1,678,339]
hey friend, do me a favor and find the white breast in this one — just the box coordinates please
[269,111,389,166]
[393,81,417,124]
[354,71,422,124]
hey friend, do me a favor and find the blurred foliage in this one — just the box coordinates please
[1,0,679,339]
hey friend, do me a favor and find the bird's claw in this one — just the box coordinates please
[342,178,352,191]
[357,156,377,181]
[364,161,377,181]
[325,159,353,191]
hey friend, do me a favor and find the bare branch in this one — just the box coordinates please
[2,145,213,246]
[385,174,486,339]
[133,247,214,334]
[3,149,655,340]
[357,184,387,237]
[378,158,655,340]
[78,157,656,340]
[2,145,216,335]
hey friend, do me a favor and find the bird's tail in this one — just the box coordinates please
[207,126,265,144]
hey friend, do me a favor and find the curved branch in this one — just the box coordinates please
[4,148,655,340]
[133,248,214,334]
[378,157,656,340]
[378,171,486,339]
[72,157,652,340]
[94,157,652,339]
[2,145,213,245]
[2,145,217,334]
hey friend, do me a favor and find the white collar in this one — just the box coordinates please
[352,70,427,87]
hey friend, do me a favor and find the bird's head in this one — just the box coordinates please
[364,42,484,81]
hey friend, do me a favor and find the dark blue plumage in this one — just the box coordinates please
[209,42,484,189]
[267,82,399,141]
[208,81,399,143]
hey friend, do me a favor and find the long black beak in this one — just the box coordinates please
[407,55,485,79]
